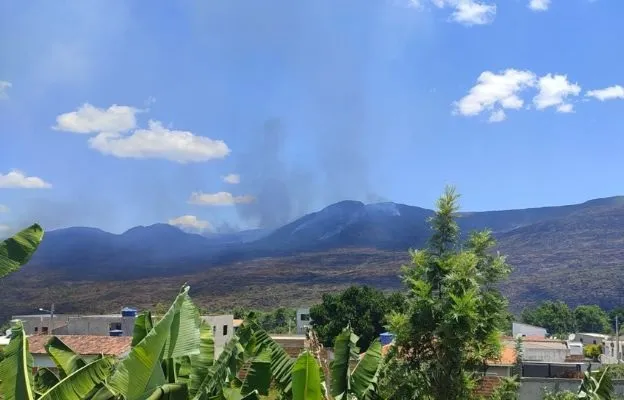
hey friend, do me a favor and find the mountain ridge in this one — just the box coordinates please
[3,194,624,321]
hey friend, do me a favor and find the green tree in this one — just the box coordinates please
[310,285,405,350]
[379,187,512,400]
[608,307,624,333]
[574,305,611,334]
[521,301,576,337]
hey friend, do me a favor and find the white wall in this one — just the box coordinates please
[201,315,234,356]
[296,308,311,335]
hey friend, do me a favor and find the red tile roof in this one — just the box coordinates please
[28,335,132,357]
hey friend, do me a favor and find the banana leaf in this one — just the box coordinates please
[106,285,201,400]
[144,383,188,400]
[132,311,154,347]
[37,356,115,400]
[0,223,43,279]
[222,388,261,400]
[330,327,359,398]
[350,339,383,399]
[0,321,35,400]
[191,336,244,399]
[34,368,60,395]
[247,326,294,397]
[189,322,215,397]
[240,348,271,396]
[292,351,323,400]
[44,336,87,378]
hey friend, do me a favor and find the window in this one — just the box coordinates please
[593,340,597,345]
[223,325,228,336]
[34,327,39,333]
[213,326,216,335]
[41,327,49,334]
[110,322,122,330]
[300,314,310,322]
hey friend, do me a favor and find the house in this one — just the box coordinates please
[296,308,311,335]
[12,307,138,337]
[600,335,624,363]
[27,335,132,371]
[569,332,610,347]
[486,340,517,377]
[512,322,547,338]
[519,337,586,378]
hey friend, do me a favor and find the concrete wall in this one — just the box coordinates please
[13,315,73,335]
[67,316,123,335]
[513,323,547,338]
[523,348,570,363]
[519,378,624,400]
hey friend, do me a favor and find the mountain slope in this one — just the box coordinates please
[4,195,624,320]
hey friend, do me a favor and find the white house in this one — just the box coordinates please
[512,322,547,338]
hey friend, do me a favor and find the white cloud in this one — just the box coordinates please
[454,69,536,121]
[0,170,52,189]
[0,224,9,233]
[529,0,550,11]
[53,103,138,134]
[88,120,230,163]
[0,204,8,213]
[586,85,624,101]
[168,215,213,233]
[488,109,507,123]
[55,104,230,163]
[188,191,255,206]
[0,81,11,99]
[222,174,240,184]
[433,0,496,25]
[533,74,581,112]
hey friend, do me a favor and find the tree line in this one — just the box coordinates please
[521,300,624,337]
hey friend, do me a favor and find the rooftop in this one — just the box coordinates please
[28,335,132,356]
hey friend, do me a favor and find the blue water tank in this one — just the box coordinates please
[121,307,137,317]
[379,332,394,346]
[109,329,124,337]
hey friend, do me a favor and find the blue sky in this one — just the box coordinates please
[1,0,623,234]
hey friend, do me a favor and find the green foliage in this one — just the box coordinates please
[543,390,579,400]
[379,186,512,400]
[584,344,603,361]
[490,376,520,400]
[521,301,577,336]
[574,305,611,334]
[310,285,406,351]
[292,352,323,400]
[0,223,44,279]
[0,320,35,400]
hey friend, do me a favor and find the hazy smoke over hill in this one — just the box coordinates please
[184,0,417,228]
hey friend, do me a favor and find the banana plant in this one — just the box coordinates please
[578,366,613,400]
[330,327,384,400]
[0,223,44,279]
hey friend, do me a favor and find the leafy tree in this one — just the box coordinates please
[310,285,405,350]
[521,300,576,337]
[379,187,512,400]
[608,307,624,333]
[574,305,611,334]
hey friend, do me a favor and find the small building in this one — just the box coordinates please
[512,322,547,338]
[201,314,234,356]
[520,337,586,378]
[13,307,138,337]
[27,335,132,371]
[486,340,517,377]
[296,308,311,335]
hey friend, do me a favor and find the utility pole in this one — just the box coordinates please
[50,303,55,334]
[616,315,620,363]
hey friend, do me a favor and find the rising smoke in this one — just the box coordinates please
[183,0,419,228]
